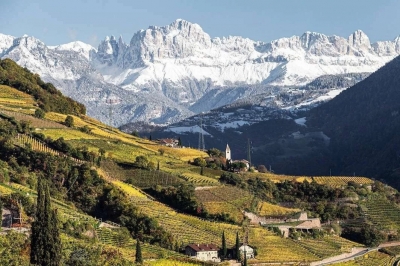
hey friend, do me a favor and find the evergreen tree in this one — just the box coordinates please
[135,240,143,264]
[30,175,61,266]
[243,253,248,266]
[65,115,74,127]
[200,166,204,176]
[178,137,182,147]
[157,161,160,171]
[34,108,45,119]
[0,196,3,222]
[222,231,227,260]
[236,231,240,261]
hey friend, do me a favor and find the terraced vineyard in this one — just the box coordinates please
[99,168,240,245]
[189,167,223,179]
[2,181,186,262]
[13,134,85,164]
[0,109,66,128]
[0,85,36,111]
[44,112,207,162]
[248,227,319,263]
[324,235,364,251]
[145,259,201,266]
[62,233,185,263]
[133,197,240,246]
[100,162,184,188]
[195,186,254,223]
[243,172,373,189]
[111,177,362,264]
[293,236,361,259]
[313,176,373,188]
[41,128,99,140]
[257,201,300,216]
[362,194,400,230]
[14,134,60,155]
[180,172,219,186]
[334,250,394,265]
[7,182,101,225]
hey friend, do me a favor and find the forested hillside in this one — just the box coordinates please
[307,55,400,188]
[0,58,86,115]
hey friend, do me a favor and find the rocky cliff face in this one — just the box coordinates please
[1,20,399,126]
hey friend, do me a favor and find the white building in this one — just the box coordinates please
[239,245,254,259]
[225,144,231,161]
[185,243,220,262]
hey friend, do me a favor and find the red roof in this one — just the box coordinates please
[159,138,178,144]
[186,243,219,252]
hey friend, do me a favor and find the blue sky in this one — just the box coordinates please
[1,0,399,47]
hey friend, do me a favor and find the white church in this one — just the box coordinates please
[225,144,250,170]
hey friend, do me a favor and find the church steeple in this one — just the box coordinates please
[226,144,231,161]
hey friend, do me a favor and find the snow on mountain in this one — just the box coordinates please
[1,19,400,126]
[0,34,15,56]
[49,41,96,60]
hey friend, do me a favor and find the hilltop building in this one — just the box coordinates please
[225,144,231,161]
[226,143,250,171]
[185,243,220,262]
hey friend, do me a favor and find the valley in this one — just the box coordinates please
[2,58,400,265]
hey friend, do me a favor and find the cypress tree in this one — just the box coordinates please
[135,240,143,264]
[178,137,182,147]
[48,208,62,265]
[222,231,227,260]
[243,254,248,266]
[30,175,61,266]
[0,196,3,224]
[236,231,240,261]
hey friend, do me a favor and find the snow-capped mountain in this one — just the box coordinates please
[1,19,399,126]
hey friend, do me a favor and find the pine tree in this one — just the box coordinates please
[135,240,143,264]
[178,137,182,147]
[243,254,248,266]
[30,175,61,266]
[236,231,241,261]
[0,196,3,221]
[222,231,227,260]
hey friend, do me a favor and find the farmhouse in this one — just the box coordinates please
[239,244,255,259]
[156,138,179,147]
[185,243,220,262]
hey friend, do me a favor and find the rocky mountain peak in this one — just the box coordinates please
[300,31,329,48]
[1,21,400,126]
[348,30,371,49]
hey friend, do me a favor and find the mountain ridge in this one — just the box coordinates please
[1,19,399,125]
